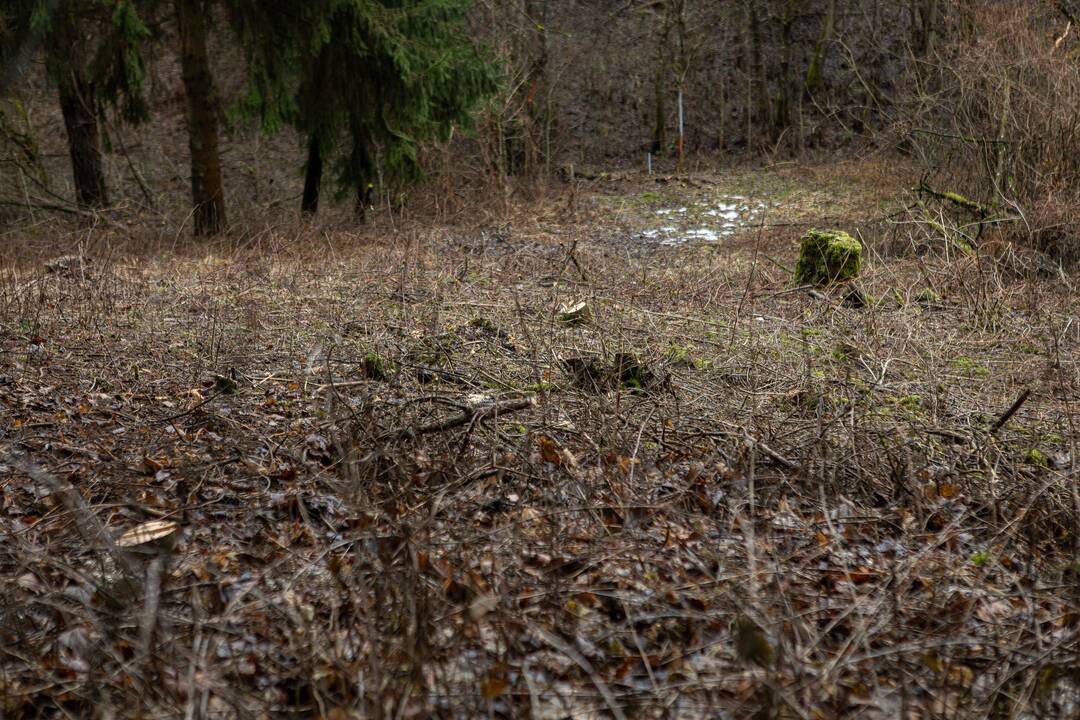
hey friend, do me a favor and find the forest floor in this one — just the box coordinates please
[2,158,1079,718]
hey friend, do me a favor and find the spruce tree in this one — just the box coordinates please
[234,0,497,218]
[2,0,150,209]
[0,0,57,93]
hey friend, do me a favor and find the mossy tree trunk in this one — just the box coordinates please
[299,46,331,215]
[176,0,226,236]
[52,11,108,208]
[924,0,940,57]
[653,67,667,156]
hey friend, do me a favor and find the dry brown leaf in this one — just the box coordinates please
[481,677,508,699]
[116,520,180,549]
[947,664,975,688]
[538,434,562,464]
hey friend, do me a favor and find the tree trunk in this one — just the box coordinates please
[652,64,667,155]
[745,1,766,151]
[175,0,225,235]
[908,1,920,52]
[921,0,940,57]
[805,0,837,96]
[524,0,550,176]
[355,182,373,222]
[716,74,726,153]
[58,72,108,208]
[52,13,108,208]
[774,0,797,137]
[0,13,41,94]
[301,135,322,214]
[348,125,376,223]
[652,0,674,155]
[674,0,687,169]
[911,0,940,58]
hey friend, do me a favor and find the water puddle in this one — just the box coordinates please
[636,195,773,246]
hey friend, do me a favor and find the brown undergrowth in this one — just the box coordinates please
[1,167,1079,718]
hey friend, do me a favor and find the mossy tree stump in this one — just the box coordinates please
[793,229,862,285]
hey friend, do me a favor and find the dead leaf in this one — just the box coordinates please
[116,520,180,551]
[538,435,562,464]
[612,658,635,680]
[481,676,508,699]
[948,663,975,687]
[556,300,591,325]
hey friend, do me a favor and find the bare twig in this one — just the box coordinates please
[990,387,1032,433]
[15,457,142,583]
[396,395,536,439]
[531,624,628,720]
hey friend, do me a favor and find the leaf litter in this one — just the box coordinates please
[1,170,1079,717]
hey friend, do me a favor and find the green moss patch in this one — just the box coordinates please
[1024,448,1049,467]
[793,229,862,286]
[361,352,394,381]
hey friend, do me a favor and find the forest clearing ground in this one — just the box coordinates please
[2,160,1079,717]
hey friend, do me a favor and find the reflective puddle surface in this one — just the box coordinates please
[636,196,774,246]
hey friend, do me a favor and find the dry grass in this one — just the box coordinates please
[902,1,1080,264]
[1,163,1079,718]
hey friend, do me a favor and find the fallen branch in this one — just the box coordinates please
[763,254,794,274]
[914,184,996,218]
[136,556,165,667]
[397,395,536,439]
[757,440,800,471]
[157,389,228,425]
[0,197,82,215]
[911,128,1011,146]
[991,388,1031,434]
[15,457,143,591]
